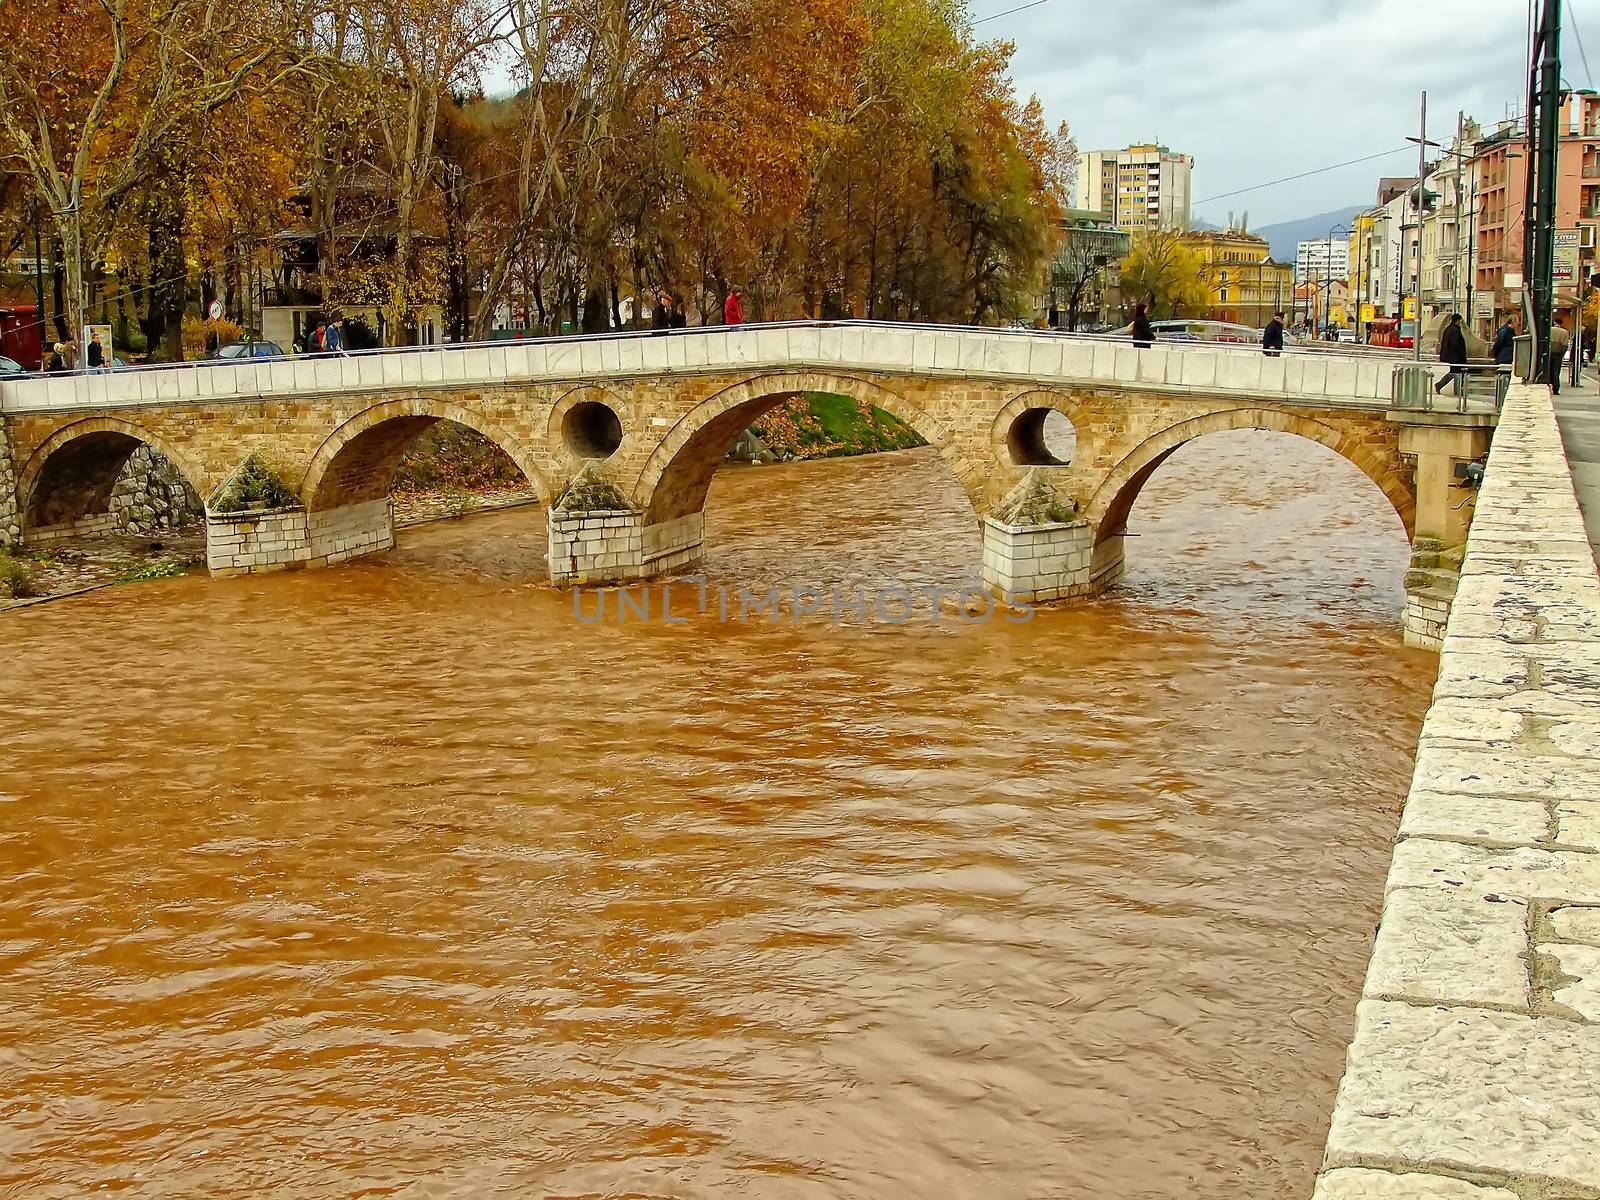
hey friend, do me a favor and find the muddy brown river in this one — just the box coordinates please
[0,429,1433,1198]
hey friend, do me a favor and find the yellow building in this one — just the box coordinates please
[1182,231,1295,328]
[1346,212,1380,336]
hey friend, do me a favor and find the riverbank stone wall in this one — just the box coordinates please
[0,421,18,548]
[1315,382,1600,1197]
[109,445,203,535]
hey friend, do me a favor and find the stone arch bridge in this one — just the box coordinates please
[0,323,1491,613]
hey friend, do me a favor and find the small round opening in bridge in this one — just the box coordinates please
[563,401,623,460]
[1006,407,1076,467]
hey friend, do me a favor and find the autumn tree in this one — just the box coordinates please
[0,0,305,344]
[1120,229,1208,320]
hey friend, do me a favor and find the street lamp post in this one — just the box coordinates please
[1327,224,1349,335]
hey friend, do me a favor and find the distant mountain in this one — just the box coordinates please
[1250,207,1367,263]
[1188,205,1366,261]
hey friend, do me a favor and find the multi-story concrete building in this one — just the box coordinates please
[1073,144,1194,232]
[1295,238,1350,284]
[1183,229,1293,327]
[1470,91,1600,327]
[1419,132,1475,330]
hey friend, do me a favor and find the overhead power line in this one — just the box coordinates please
[973,0,1053,26]
[1192,146,1414,207]
[1569,2,1594,87]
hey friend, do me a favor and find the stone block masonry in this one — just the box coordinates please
[548,510,649,586]
[207,506,314,576]
[307,499,396,567]
[980,517,1096,603]
[1315,383,1600,1198]
[206,499,394,576]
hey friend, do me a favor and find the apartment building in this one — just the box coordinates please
[1470,90,1600,324]
[1294,238,1350,284]
[1073,144,1194,232]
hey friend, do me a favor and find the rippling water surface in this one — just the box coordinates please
[0,429,1433,1198]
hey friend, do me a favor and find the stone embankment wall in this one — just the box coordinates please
[0,421,18,548]
[109,445,203,535]
[1316,383,1600,1198]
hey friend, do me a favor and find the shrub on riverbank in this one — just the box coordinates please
[212,454,299,513]
[750,392,926,461]
[0,552,40,600]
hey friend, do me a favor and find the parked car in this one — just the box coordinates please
[1337,329,1358,344]
[0,354,24,376]
[215,340,283,361]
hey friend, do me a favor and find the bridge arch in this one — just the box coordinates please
[989,389,1089,468]
[548,385,633,465]
[1085,406,1416,546]
[17,417,209,535]
[631,371,967,525]
[298,398,554,512]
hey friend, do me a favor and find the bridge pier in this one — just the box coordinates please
[548,509,705,587]
[1394,414,1495,649]
[205,499,396,577]
[980,517,1124,603]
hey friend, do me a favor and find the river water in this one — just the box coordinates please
[0,428,1433,1199]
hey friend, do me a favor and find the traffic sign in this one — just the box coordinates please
[1554,229,1581,283]
[207,299,223,320]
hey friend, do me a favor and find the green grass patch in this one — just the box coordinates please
[113,560,189,585]
[750,392,926,461]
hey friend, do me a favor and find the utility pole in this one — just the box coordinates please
[1413,91,1428,361]
[1455,110,1466,323]
[1527,0,1562,378]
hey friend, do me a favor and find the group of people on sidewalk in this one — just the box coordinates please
[649,286,744,330]
[41,331,108,374]
[293,318,346,357]
[1438,310,1575,396]
[1127,301,1585,398]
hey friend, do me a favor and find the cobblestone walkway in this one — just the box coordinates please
[1317,384,1600,1198]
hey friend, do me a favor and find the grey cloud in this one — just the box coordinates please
[993,0,1595,223]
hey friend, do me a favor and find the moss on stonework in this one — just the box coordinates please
[994,469,1077,526]
[554,464,630,514]
[213,453,299,514]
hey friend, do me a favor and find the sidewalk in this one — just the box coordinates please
[1553,365,1600,561]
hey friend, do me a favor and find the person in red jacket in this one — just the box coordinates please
[724,285,745,327]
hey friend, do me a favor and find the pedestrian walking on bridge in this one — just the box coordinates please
[1262,311,1285,357]
[1491,313,1518,366]
[1128,303,1154,349]
[1435,313,1468,396]
[1549,313,1571,395]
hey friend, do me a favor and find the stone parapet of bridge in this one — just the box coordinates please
[0,323,1409,417]
[0,324,1490,631]
[1316,382,1600,1197]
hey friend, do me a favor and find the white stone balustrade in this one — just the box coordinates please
[0,324,1403,416]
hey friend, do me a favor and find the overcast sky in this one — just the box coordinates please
[986,0,1600,226]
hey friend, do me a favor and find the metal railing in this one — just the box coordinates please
[1391,361,1511,413]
